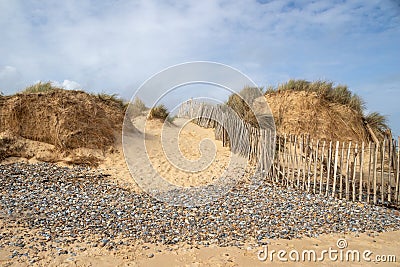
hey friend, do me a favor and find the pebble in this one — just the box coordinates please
[100,239,110,247]
[1,162,400,259]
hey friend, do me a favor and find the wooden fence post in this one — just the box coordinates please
[373,143,378,204]
[298,135,302,187]
[313,140,319,194]
[388,138,392,202]
[381,139,386,204]
[290,135,296,188]
[307,139,313,192]
[332,141,339,198]
[396,137,400,204]
[339,142,345,200]
[359,142,365,202]
[283,134,288,186]
[345,142,352,200]
[293,136,300,188]
[325,141,332,196]
[352,143,358,202]
[277,135,281,183]
[319,141,326,194]
[367,142,372,203]
[301,136,308,190]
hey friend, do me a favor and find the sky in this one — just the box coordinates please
[0,0,399,136]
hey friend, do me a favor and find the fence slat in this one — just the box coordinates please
[307,139,313,192]
[290,135,296,188]
[288,135,294,188]
[278,135,282,182]
[339,142,345,199]
[296,136,301,188]
[332,141,339,198]
[319,141,326,194]
[381,139,386,204]
[302,136,308,190]
[283,134,288,186]
[373,143,378,204]
[359,142,365,202]
[388,138,392,202]
[297,136,304,188]
[396,138,400,204]
[367,142,372,203]
[313,140,319,194]
[345,142,352,200]
[352,143,358,202]
[325,141,332,196]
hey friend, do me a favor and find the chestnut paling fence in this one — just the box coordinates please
[178,100,400,208]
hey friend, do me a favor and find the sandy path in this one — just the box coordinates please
[99,117,238,192]
[100,117,243,193]
[138,117,234,187]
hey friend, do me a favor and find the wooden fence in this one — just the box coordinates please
[178,100,400,208]
[178,100,275,164]
[273,135,400,206]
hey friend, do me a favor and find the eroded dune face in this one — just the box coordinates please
[0,90,128,165]
[0,90,125,150]
[265,91,369,142]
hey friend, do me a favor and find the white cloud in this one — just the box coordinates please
[62,80,82,90]
[51,80,82,90]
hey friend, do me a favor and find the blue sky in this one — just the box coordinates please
[0,0,399,136]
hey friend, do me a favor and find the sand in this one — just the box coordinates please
[1,227,399,266]
[96,117,238,192]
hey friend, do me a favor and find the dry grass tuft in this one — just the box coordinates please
[129,97,148,118]
[364,112,389,140]
[22,81,58,94]
[269,79,366,114]
[148,104,169,121]
[226,87,261,127]
[95,92,128,111]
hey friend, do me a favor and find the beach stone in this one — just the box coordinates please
[100,239,110,247]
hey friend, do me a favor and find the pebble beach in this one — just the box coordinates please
[1,162,399,265]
